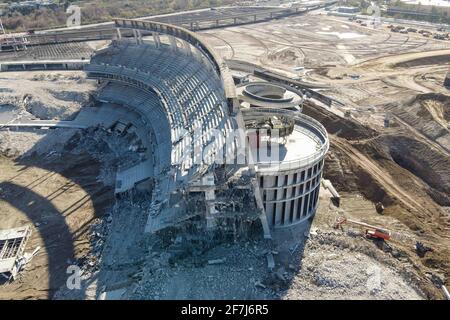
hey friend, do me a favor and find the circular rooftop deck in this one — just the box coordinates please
[243,108,329,173]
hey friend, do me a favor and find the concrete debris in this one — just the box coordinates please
[0,226,33,281]
[2,10,449,300]
[9,246,41,281]
[415,242,433,258]
[289,239,304,255]
[375,202,385,214]
[275,267,287,282]
[426,272,445,287]
[266,253,275,271]
[207,258,226,265]
[442,285,450,300]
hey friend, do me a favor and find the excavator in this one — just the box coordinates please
[334,216,392,241]
[334,216,450,299]
[334,216,435,255]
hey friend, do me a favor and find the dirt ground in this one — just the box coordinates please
[129,193,425,300]
[0,71,95,123]
[0,152,113,299]
[0,126,154,299]
[201,13,450,299]
[0,11,449,300]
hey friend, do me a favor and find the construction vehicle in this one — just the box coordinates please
[334,216,437,259]
[419,30,432,37]
[334,216,392,241]
[391,25,405,33]
[433,33,447,40]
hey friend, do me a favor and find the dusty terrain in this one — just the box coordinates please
[0,71,157,299]
[201,13,450,299]
[0,11,449,300]
[0,71,95,125]
[305,103,449,299]
[127,191,425,300]
[0,152,112,299]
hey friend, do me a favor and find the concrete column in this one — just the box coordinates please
[292,174,300,220]
[191,48,199,64]
[183,41,192,56]
[169,36,178,52]
[296,196,303,220]
[116,28,122,40]
[274,175,284,226]
[304,193,311,218]
[205,189,217,229]
[315,186,320,209]
[252,178,271,239]
[285,174,294,224]
[153,32,161,48]
[264,176,275,227]
[132,29,139,44]
[291,193,297,219]
[137,30,143,44]
[202,56,213,72]
[275,203,282,226]
[298,184,305,220]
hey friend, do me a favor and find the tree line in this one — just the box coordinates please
[0,0,235,32]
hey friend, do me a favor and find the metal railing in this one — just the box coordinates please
[243,108,329,173]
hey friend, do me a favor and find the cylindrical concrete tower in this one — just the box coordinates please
[243,108,329,229]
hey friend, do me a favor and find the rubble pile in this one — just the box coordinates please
[67,127,142,186]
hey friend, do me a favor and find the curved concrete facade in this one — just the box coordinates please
[114,19,238,110]
[86,19,329,235]
[259,157,325,228]
[243,108,329,229]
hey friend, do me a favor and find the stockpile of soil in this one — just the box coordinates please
[413,93,450,123]
[394,54,450,68]
[306,101,450,299]
[268,48,302,64]
[381,135,450,205]
[303,102,378,140]
[386,93,450,151]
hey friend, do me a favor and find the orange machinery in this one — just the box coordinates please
[334,216,392,241]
